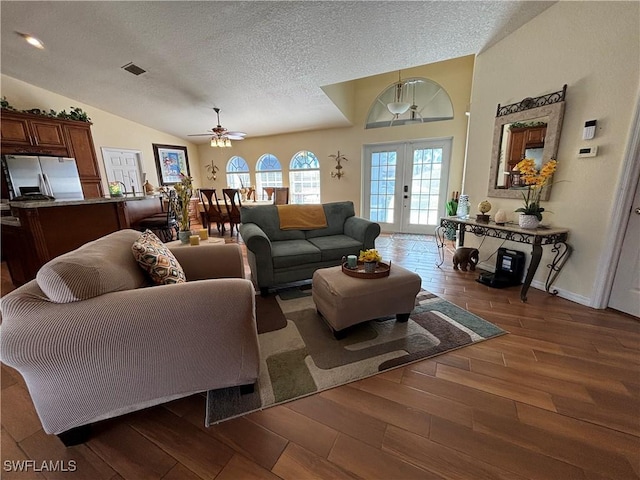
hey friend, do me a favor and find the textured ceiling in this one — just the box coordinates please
[1,1,554,143]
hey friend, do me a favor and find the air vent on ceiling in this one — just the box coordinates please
[121,62,146,76]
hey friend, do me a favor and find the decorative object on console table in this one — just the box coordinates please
[152,144,190,185]
[456,194,470,218]
[494,209,508,225]
[476,200,492,223]
[514,157,557,229]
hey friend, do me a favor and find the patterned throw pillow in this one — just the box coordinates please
[132,230,186,285]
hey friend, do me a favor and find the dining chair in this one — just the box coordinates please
[199,188,229,236]
[136,190,179,242]
[273,187,289,205]
[222,188,243,235]
[263,187,275,201]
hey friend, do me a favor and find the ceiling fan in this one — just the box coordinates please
[188,107,246,147]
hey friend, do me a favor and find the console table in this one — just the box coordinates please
[435,216,572,302]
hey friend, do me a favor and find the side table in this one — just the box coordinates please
[435,216,572,302]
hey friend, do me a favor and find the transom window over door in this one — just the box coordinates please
[226,156,250,189]
[363,139,451,234]
[255,154,283,200]
[289,150,320,204]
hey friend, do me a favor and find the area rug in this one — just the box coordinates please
[205,286,506,426]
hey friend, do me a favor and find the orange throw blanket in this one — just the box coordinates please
[277,204,327,230]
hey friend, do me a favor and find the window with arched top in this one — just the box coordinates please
[255,154,283,200]
[365,77,454,129]
[226,156,250,189]
[289,151,320,204]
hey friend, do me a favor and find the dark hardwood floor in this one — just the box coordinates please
[2,232,639,479]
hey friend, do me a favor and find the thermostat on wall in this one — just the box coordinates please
[578,146,598,158]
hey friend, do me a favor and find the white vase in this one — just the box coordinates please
[518,214,540,229]
[364,261,377,273]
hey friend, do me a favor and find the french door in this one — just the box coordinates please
[363,139,451,234]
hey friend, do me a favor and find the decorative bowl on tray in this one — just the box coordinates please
[341,261,391,279]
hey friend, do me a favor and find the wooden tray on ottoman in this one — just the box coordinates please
[341,261,391,279]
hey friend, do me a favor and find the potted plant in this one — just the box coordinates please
[514,158,558,229]
[173,173,193,243]
[359,248,382,273]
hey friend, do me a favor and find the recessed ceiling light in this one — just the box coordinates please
[16,32,45,49]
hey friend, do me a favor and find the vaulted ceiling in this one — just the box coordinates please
[1,1,554,142]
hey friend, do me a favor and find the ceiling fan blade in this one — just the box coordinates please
[188,133,214,136]
[227,135,245,140]
[227,131,246,137]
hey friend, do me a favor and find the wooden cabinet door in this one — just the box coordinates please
[525,126,546,146]
[1,117,32,146]
[64,124,104,198]
[30,120,66,147]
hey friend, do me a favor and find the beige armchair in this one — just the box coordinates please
[0,229,259,445]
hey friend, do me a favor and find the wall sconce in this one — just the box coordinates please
[206,161,219,181]
[329,151,348,179]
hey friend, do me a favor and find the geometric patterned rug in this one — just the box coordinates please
[206,287,506,426]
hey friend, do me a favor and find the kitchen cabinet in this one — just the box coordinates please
[506,125,548,173]
[1,111,104,198]
[2,196,164,286]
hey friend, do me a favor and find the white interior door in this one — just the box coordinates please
[608,180,640,317]
[101,148,143,195]
[363,139,451,234]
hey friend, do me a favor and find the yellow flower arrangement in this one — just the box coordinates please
[359,249,382,263]
[514,158,557,221]
[173,173,193,232]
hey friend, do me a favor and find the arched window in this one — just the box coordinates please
[289,151,320,204]
[255,154,283,200]
[226,156,250,189]
[365,77,454,129]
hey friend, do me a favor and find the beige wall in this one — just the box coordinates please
[1,75,202,192]
[464,1,639,304]
[197,55,475,214]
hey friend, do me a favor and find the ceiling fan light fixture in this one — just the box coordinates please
[224,138,232,147]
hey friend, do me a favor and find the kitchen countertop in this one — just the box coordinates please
[7,195,161,209]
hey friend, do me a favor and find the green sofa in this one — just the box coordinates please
[240,201,381,295]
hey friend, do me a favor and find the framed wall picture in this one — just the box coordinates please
[152,144,190,185]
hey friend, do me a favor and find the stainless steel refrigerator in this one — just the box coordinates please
[3,155,84,200]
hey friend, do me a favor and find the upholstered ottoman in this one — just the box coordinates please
[312,264,422,338]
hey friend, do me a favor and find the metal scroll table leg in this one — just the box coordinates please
[545,242,572,295]
[435,226,446,267]
[521,242,542,302]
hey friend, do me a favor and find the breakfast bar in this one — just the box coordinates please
[1,195,164,286]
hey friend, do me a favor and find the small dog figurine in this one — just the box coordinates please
[453,247,479,271]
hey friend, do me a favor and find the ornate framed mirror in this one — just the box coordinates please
[487,85,566,200]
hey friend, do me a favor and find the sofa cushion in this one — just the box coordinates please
[305,201,356,239]
[132,230,186,285]
[307,234,364,262]
[36,229,148,304]
[271,240,322,269]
